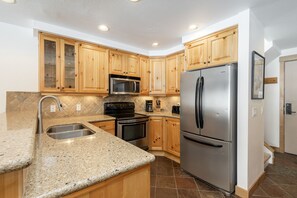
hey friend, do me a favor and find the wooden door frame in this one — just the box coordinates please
[278,54,297,152]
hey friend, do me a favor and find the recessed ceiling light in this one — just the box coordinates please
[152,42,159,47]
[1,0,16,3]
[130,0,140,2]
[189,24,198,30]
[98,25,109,32]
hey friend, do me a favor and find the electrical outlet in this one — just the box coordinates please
[50,105,56,112]
[76,103,81,112]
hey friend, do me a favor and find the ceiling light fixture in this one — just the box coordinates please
[152,42,159,47]
[130,0,140,2]
[98,25,109,32]
[1,0,16,3]
[189,24,198,30]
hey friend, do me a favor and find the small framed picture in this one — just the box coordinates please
[251,51,265,99]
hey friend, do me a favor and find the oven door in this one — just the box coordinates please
[117,118,148,150]
[110,77,140,95]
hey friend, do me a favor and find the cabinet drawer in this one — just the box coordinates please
[91,120,115,135]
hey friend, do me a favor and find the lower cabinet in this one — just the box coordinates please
[149,117,180,157]
[64,165,150,198]
[0,169,23,198]
[91,120,115,136]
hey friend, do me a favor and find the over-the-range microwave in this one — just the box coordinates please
[109,74,140,95]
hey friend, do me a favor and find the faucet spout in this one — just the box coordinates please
[38,95,63,134]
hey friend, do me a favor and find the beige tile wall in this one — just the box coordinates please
[6,92,180,118]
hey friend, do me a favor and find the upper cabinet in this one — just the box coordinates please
[150,58,166,95]
[185,26,238,71]
[79,44,109,94]
[140,57,150,95]
[109,51,140,77]
[39,34,78,93]
[166,55,179,95]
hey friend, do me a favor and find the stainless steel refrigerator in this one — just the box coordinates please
[180,64,237,193]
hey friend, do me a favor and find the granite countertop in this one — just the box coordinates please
[24,115,155,198]
[0,110,37,174]
[137,111,180,119]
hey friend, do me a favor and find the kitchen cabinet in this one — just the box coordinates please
[164,118,180,157]
[166,55,180,95]
[148,117,163,150]
[39,34,78,93]
[185,26,238,70]
[140,57,150,95]
[109,51,140,77]
[177,53,185,91]
[91,120,115,135]
[79,44,109,94]
[0,169,23,198]
[150,58,166,95]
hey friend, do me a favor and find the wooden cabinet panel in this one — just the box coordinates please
[79,44,109,94]
[109,51,125,75]
[126,54,140,77]
[166,55,179,95]
[91,120,115,136]
[207,28,238,66]
[164,118,180,157]
[140,57,150,95]
[64,165,150,198]
[150,58,166,95]
[177,53,184,91]
[0,169,23,198]
[185,39,208,70]
[149,117,163,150]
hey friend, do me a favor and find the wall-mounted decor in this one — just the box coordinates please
[251,51,265,99]
[265,77,278,84]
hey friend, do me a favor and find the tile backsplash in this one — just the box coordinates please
[6,92,180,118]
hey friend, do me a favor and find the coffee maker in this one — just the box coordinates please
[145,100,153,112]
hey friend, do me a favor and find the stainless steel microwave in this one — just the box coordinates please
[109,74,140,95]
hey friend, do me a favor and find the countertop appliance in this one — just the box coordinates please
[145,100,153,112]
[180,64,237,194]
[104,102,149,150]
[109,74,140,95]
[172,105,180,114]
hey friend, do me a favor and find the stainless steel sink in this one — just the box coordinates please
[46,124,95,140]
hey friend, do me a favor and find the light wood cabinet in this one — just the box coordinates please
[207,28,238,67]
[39,34,79,93]
[149,117,163,150]
[109,51,140,77]
[140,57,150,95]
[0,169,23,198]
[166,55,180,95]
[64,165,150,198]
[177,53,185,91]
[164,118,180,157]
[79,44,109,94]
[91,120,115,136]
[185,26,238,70]
[150,58,166,95]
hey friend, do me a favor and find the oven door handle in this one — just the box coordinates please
[118,121,148,125]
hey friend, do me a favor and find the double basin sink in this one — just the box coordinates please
[47,123,95,140]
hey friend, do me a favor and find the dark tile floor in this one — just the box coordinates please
[151,153,297,198]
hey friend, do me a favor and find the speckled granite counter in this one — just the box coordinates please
[137,111,180,119]
[0,111,37,174]
[24,115,155,198]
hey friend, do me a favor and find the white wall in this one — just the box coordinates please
[0,22,38,113]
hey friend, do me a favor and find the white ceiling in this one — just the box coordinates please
[0,0,296,51]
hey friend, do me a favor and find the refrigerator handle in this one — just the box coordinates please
[183,135,223,148]
[199,76,204,128]
[195,77,201,129]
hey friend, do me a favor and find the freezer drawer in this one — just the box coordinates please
[180,131,236,193]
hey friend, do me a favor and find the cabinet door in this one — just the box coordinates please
[149,117,163,150]
[177,53,184,91]
[127,54,140,77]
[185,39,208,70]
[166,55,178,95]
[92,120,115,136]
[79,44,109,93]
[207,28,238,66]
[110,51,126,75]
[60,40,78,92]
[165,118,180,157]
[39,34,61,92]
[150,58,166,95]
[140,57,150,95]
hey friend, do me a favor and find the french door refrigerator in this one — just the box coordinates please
[180,64,237,193]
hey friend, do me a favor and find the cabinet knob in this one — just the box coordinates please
[208,61,210,63]
[57,87,60,89]
[204,62,206,64]
[61,87,65,90]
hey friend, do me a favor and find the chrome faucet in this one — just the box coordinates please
[38,95,63,133]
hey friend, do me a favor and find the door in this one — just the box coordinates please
[180,70,200,134]
[79,44,109,93]
[285,60,297,155]
[110,51,126,75]
[150,58,166,95]
[200,65,237,142]
[185,39,208,70]
[166,55,178,95]
[126,54,140,77]
[140,57,150,95]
